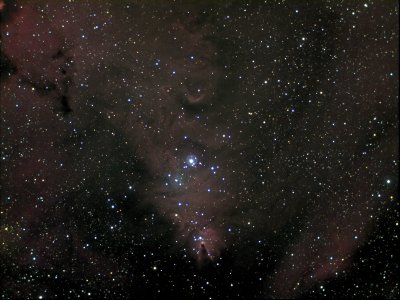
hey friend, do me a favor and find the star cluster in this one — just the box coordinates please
[0,0,398,299]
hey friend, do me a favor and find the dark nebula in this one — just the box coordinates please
[1,1,398,299]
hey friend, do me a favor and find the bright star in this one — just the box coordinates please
[186,155,198,167]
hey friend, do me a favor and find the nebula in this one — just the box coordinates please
[1,1,398,299]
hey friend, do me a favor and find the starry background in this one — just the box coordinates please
[0,0,398,299]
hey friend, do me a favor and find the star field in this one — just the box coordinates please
[0,0,399,299]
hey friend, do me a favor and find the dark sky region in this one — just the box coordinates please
[0,0,398,299]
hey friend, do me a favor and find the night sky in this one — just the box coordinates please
[0,0,399,299]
